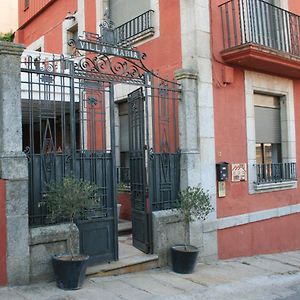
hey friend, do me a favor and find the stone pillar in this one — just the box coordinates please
[176,0,218,262]
[174,69,201,189]
[0,42,29,285]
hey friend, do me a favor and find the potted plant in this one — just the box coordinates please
[171,185,213,274]
[43,176,99,290]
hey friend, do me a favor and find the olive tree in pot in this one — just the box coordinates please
[44,176,98,290]
[171,185,213,274]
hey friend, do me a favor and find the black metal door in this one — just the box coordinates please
[128,88,151,253]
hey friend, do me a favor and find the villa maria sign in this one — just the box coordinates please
[75,40,141,60]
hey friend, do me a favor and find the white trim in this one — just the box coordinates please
[202,204,300,233]
[77,0,85,37]
[62,19,78,56]
[279,0,288,9]
[26,36,45,52]
[62,0,85,56]
[254,181,297,192]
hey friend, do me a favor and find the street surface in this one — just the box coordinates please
[0,251,300,299]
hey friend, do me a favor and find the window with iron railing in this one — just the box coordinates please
[255,162,297,184]
[114,10,154,46]
[219,0,300,56]
[253,93,297,185]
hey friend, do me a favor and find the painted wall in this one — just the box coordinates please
[18,0,54,27]
[212,0,300,218]
[288,0,300,15]
[137,0,182,79]
[16,0,77,52]
[0,0,18,33]
[0,180,7,286]
[212,0,300,257]
[218,213,300,259]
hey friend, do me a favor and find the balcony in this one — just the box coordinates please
[255,162,297,186]
[219,0,300,78]
[114,10,155,47]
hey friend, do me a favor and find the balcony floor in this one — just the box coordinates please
[221,43,300,79]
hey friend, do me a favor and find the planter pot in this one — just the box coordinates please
[52,254,89,290]
[171,245,199,274]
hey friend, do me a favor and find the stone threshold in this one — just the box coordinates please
[86,254,159,277]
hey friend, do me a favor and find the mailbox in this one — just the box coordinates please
[216,162,229,181]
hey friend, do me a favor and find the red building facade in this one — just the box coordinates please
[7,0,300,285]
[213,0,300,258]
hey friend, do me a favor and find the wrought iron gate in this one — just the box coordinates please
[21,26,181,262]
[21,55,118,265]
[128,88,151,253]
[127,75,181,253]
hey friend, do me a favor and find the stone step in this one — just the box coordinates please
[86,254,159,277]
[118,219,132,235]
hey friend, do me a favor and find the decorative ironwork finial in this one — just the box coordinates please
[104,7,110,20]
[100,8,116,45]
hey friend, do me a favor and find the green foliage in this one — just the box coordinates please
[43,176,99,224]
[117,182,129,192]
[0,32,14,42]
[176,185,214,226]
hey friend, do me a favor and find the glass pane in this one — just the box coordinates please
[256,144,263,164]
[264,143,273,164]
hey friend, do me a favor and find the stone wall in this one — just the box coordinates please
[152,210,187,266]
[0,42,81,285]
[0,41,29,285]
[29,224,79,283]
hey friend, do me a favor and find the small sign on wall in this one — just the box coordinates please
[218,181,226,198]
[231,163,247,182]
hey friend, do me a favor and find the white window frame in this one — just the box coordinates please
[27,36,45,52]
[62,0,85,57]
[62,18,78,56]
[245,71,297,193]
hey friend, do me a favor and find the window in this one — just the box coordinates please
[24,0,29,10]
[254,94,281,165]
[245,71,297,192]
[109,0,154,45]
[110,0,151,27]
[254,94,290,184]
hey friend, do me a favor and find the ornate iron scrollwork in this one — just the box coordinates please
[24,146,31,160]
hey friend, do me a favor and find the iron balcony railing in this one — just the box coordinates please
[255,162,297,185]
[114,10,154,46]
[219,0,300,56]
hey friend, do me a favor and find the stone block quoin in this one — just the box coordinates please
[0,179,7,286]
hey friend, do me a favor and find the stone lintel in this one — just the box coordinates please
[174,68,198,81]
[0,42,24,56]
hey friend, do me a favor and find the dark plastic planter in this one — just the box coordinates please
[52,254,89,290]
[171,245,199,274]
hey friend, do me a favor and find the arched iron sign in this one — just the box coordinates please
[21,16,181,263]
